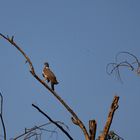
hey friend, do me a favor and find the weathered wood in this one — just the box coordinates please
[99,96,119,140]
[89,120,97,140]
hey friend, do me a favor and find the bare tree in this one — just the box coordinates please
[0,33,122,140]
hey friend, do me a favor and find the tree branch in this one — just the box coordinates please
[89,120,96,140]
[0,92,6,140]
[99,96,119,140]
[13,122,58,140]
[0,33,90,140]
[107,51,140,82]
[32,104,73,140]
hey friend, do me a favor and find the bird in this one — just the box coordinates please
[42,62,58,90]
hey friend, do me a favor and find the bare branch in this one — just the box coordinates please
[116,51,140,66]
[0,33,90,140]
[98,96,119,140]
[89,120,96,140]
[106,61,134,75]
[13,122,58,140]
[0,92,3,115]
[32,104,73,140]
[106,61,134,83]
[0,92,6,140]
[116,51,140,75]
[106,54,135,82]
[0,33,35,74]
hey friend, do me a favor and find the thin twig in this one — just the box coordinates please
[106,61,134,83]
[14,120,67,139]
[106,61,134,75]
[0,33,90,140]
[32,104,74,140]
[116,51,140,66]
[13,122,55,140]
[116,51,140,74]
[0,92,6,140]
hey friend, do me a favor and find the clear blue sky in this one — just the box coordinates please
[0,1,140,140]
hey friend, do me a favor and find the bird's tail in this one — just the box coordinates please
[51,83,55,91]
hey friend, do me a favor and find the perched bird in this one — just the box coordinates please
[42,62,58,90]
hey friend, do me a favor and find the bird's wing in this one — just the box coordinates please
[43,68,58,84]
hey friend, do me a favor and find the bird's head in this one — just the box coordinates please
[44,62,49,68]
